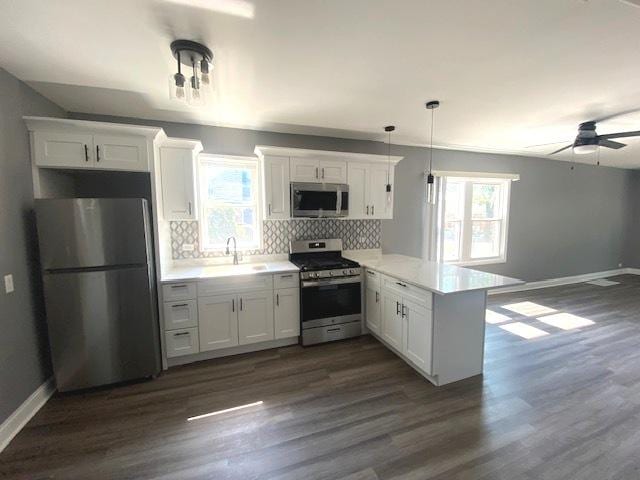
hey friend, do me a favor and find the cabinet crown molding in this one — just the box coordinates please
[23,116,163,140]
[254,145,403,165]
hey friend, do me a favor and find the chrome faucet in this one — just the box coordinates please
[225,236,240,265]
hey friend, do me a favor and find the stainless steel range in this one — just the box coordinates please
[289,239,362,345]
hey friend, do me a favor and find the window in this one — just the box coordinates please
[198,155,261,251]
[437,176,511,266]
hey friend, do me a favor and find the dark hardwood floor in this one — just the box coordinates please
[3,275,640,479]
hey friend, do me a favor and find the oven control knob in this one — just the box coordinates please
[310,272,317,278]
[342,269,349,276]
[351,269,359,275]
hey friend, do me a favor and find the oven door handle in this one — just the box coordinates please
[301,276,361,288]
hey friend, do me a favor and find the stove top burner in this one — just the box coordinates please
[289,256,359,272]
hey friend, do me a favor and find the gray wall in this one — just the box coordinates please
[624,171,640,268]
[71,113,638,283]
[0,69,66,423]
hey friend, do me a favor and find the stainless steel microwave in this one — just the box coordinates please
[291,182,349,218]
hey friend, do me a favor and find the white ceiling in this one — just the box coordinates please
[2,0,640,168]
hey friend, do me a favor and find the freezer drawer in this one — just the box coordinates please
[43,266,161,391]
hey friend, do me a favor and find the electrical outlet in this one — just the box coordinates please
[4,274,14,294]
[181,244,195,252]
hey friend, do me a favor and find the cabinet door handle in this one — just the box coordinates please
[170,284,187,289]
[172,303,188,308]
[84,144,89,162]
[396,281,407,288]
[188,201,192,216]
[174,332,189,337]
[315,167,319,179]
[276,293,279,306]
[96,145,100,162]
[375,291,379,303]
[366,205,369,215]
[396,301,400,315]
[240,298,243,311]
[232,299,235,312]
[402,304,407,318]
[371,205,374,216]
[268,203,272,216]
[280,274,293,279]
[322,167,325,179]
[367,270,375,276]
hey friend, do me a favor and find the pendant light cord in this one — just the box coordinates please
[387,129,391,184]
[429,107,435,174]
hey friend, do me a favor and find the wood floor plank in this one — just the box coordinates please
[2,274,640,479]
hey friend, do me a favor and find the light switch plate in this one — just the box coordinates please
[4,274,14,294]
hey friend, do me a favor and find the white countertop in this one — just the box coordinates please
[343,251,524,295]
[161,260,299,283]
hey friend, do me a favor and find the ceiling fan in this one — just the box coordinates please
[549,121,640,155]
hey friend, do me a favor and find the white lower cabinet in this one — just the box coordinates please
[368,270,433,376]
[238,290,274,345]
[164,273,300,362]
[165,328,199,358]
[275,287,300,339]
[403,298,433,373]
[198,294,239,352]
[381,289,404,351]
[365,283,381,335]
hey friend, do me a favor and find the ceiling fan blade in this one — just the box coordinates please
[598,130,640,140]
[598,139,626,149]
[549,144,573,155]
[526,140,571,148]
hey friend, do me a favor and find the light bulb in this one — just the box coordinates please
[200,59,211,85]
[385,184,392,207]
[169,73,187,102]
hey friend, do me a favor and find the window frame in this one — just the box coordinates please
[437,176,511,267]
[197,153,263,252]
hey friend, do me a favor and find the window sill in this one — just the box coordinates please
[448,258,507,268]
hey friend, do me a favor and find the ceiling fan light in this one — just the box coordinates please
[573,144,598,155]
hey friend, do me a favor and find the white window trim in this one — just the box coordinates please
[197,153,263,252]
[435,176,512,267]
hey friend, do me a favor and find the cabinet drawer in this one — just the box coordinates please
[198,274,274,296]
[274,272,298,289]
[382,275,432,309]
[365,268,381,290]
[162,282,197,301]
[165,328,199,358]
[163,300,198,330]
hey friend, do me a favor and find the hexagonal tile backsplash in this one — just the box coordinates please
[170,219,381,259]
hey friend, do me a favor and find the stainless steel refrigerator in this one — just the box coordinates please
[35,198,161,392]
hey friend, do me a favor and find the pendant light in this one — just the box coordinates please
[384,125,395,208]
[425,100,440,204]
[169,40,213,106]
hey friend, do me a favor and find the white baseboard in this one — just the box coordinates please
[489,268,637,295]
[0,377,55,453]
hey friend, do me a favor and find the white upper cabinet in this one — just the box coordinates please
[25,117,161,172]
[159,140,202,221]
[262,155,290,220]
[93,134,148,172]
[348,162,395,219]
[319,159,347,183]
[289,157,347,183]
[347,162,370,218]
[290,157,320,182]
[369,163,394,219]
[33,131,94,168]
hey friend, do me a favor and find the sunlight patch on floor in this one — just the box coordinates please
[538,313,595,330]
[502,301,557,317]
[486,309,512,324]
[499,322,550,339]
[187,401,264,421]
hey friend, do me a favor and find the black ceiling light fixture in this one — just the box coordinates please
[170,40,213,106]
[425,100,440,203]
[384,125,395,207]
